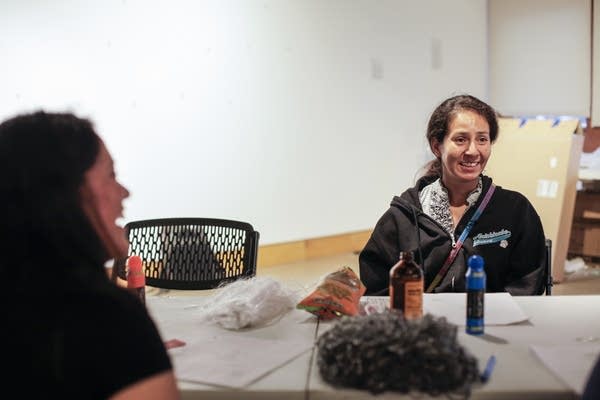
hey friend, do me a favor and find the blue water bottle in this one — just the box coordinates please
[466,254,485,335]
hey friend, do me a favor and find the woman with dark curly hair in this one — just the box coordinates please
[0,111,179,399]
[360,94,546,296]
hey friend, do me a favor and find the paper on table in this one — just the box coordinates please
[531,343,600,395]
[425,293,529,325]
[146,296,315,388]
[170,332,313,388]
[361,292,529,326]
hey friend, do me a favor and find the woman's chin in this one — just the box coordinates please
[107,226,130,260]
[456,168,482,181]
[115,241,130,259]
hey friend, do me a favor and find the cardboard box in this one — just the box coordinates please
[485,118,584,282]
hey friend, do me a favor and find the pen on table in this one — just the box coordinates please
[480,355,496,383]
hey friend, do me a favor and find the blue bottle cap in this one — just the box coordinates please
[468,254,484,269]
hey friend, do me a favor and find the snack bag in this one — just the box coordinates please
[297,266,366,319]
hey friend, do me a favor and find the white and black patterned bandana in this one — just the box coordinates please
[419,177,483,237]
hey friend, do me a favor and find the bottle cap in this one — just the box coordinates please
[468,254,484,269]
[126,255,145,288]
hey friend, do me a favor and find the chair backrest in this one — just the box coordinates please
[114,218,259,290]
[545,238,553,295]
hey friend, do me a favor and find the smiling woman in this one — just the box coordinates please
[359,94,547,296]
[79,140,131,259]
[0,111,179,399]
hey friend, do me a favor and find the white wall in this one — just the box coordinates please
[0,0,488,244]
[489,0,591,117]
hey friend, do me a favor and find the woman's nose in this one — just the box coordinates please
[465,140,477,154]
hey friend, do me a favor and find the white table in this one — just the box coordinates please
[146,294,600,400]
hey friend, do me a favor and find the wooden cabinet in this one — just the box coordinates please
[569,191,600,259]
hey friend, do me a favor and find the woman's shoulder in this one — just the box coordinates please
[22,281,150,328]
[487,182,541,221]
[493,185,531,203]
[485,177,534,206]
[82,283,149,320]
[80,284,163,338]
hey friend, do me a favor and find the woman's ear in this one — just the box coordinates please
[430,138,441,158]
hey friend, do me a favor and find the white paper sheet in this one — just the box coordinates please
[531,343,600,395]
[361,292,529,326]
[170,333,313,388]
[146,296,316,388]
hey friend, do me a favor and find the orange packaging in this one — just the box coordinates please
[297,266,366,320]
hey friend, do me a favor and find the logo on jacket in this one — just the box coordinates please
[473,229,511,247]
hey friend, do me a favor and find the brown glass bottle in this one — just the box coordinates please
[389,251,423,319]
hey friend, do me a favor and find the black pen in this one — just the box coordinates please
[480,355,497,383]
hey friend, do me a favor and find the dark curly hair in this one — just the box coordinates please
[0,111,108,290]
[422,94,499,178]
[317,311,480,396]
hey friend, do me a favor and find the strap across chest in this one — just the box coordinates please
[425,184,496,293]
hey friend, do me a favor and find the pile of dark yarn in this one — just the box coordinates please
[316,311,480,397]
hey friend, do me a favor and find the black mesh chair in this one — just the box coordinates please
[113,218,259,290]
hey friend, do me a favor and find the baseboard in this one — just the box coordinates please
[257,229,372,267]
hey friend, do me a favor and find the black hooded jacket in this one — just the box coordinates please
[359,175,547,295]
